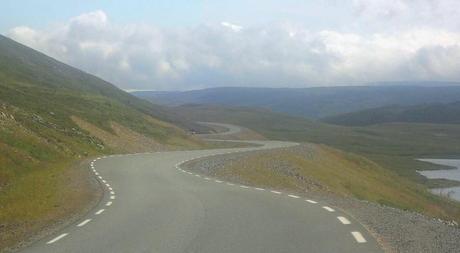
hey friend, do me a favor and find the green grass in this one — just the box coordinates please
[323,101,460,126]
[215,144,460,221]
[173,105,460,185]
[0,35,207,250]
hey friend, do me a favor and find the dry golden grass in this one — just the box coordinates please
[72,116,165,153]
[72,116,206,153]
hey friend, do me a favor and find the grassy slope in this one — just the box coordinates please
[173,105,460,185]
[177,105,460,220]
[323,101,460,126]
[0,36,205,249]
[213,145,460,221]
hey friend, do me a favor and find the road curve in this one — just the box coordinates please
[20,123,383,253]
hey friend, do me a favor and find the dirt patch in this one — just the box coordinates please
[72,116,169,153]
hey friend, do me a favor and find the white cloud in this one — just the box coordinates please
[221,22,243,32]
[7,9,460,90]
[353,0,409,18]
[352,0,460,31]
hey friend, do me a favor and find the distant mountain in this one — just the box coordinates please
[323,102,460,126]
[0,35,205,248]
[132,85,460,119]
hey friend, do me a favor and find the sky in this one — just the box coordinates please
[3,0,460,90]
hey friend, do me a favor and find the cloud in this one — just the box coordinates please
[353,0,409,18]
[7,10,460,90]
[221,22,243,32]
[352,0,460,31]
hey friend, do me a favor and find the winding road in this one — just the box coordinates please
[21,123,383,253]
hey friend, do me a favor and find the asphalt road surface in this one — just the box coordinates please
[20,123,383,253]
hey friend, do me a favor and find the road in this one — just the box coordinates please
[20,123,383,253]
[197,122,242,136]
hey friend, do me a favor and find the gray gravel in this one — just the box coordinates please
[183,146,460,253]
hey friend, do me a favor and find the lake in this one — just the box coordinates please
[418,159,460,201]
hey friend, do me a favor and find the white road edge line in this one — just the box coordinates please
[337,216,351,225]
[351,231,367,243]
[95,209,105,215]
[271,190,282,194]
[306,199,317,204]
[77,219,91,227]
[322,206,335,212]
[288,194,300,198]
[46,233,68,244]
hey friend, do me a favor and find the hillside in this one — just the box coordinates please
[133,84,460,119]
[185,144,460,222]
[0,35,205,249]
[172,104,460,185]
[323,102,460,126]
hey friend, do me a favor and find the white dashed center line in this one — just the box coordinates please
[215,180,223,183]
[288,194,300,199]
[306,199,317,204]
[47,233,68,244]
[270,190,282,194]
[254,188,265,191]
[351,231,367,243]
[110,196,116,200]
[77,219,91,227]
[240,185,249,189]
[95,209,105,215]
[106,201,113,206]
[322,206,335,212]
[204,177,211,180]
[110,191,115,195]
[337,216,351,225]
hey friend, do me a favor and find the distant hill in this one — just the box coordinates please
[323,102,460,126]
[0,35,204,249]
[133,85,460,119]
[171,104,460,179]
